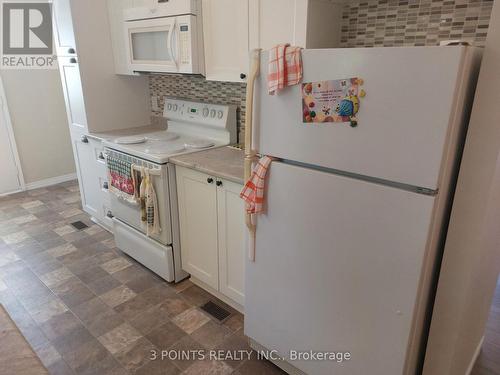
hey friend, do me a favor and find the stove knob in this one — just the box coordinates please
[203,108,209,117]
[217,110,224,119]
[173,104,178,111]
[167,103,172,111]
[210,109,216,118]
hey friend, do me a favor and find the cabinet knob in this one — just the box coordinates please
[106,211,114,218]
[68,48,76,54]
[216,180,223,187]
[98,152,105,160]
[70,57,77,64]
[81,135,89,143]
[207,177,214,184]
[240,73,246,80]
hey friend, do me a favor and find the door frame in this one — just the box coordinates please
[0,75,26,196]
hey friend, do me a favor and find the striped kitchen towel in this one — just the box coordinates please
[107,155,137,203]
[240,156,273,214]
[268,44,303,95]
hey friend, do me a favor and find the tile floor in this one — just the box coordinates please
[0,181,285,375]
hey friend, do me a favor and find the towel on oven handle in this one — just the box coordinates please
[139,169,161,236]
[107,155,138,204]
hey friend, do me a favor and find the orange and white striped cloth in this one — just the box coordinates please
[240,156,273,214]
[268,44,303,95]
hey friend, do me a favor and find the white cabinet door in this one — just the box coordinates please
[106,0,135,75]
[72,132,101,218]
[217,178,245,306]
[53,0,77,56]
[58,56,88,132]
[249,0,308,50]
[202,0,249,82]
[176,167,219,289]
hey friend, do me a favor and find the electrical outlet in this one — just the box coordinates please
[151,96,159,112]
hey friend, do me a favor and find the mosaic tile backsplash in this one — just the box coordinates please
[149,75,246,142]
[341,0,493,47]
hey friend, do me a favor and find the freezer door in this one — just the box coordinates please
[245,161,436,375]
[254,46,477,190]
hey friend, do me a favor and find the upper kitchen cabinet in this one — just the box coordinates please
[52,0,77,56]
[249,0,343,50]
[52,0,150,133]
[202,0,343,82]
[202,0,249,82]
[107,0,135,75]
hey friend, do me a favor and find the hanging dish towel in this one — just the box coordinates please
[107,155,137,204]
[139,169,161,236]
[268,44,303,95]
[240,156,273,214]
[139,167,147,222]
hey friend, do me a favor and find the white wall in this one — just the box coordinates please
[0,69,75,185]
[423,0,500,373]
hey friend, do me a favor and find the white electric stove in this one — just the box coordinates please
[104,98,237,283]
[105,98,236,164]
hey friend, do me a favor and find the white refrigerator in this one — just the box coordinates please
[244,46,482,375]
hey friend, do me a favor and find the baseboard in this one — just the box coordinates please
[466,336,484,375]
[25,173,77,190]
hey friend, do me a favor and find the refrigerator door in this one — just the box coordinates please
[254,46,475,190]
[245,161,436,375]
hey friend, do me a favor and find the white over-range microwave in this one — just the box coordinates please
[123,0,204,75]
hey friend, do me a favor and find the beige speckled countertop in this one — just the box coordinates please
[170,146,245,185]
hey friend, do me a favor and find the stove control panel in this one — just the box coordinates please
[164,98,236,130]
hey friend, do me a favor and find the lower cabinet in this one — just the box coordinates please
[176,166,245,309]
[71,129,112,231]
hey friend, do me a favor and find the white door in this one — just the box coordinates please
[249,0,308,50]
[53,0,77,56]
[58,56,88,132]
[245,161,436,375]
[0,79,22,195]
[217,178,245,306]
[176,167,219,289]
[202,0,249,82]
[255,47,474,190]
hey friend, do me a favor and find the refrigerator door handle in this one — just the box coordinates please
[244,49,261,262]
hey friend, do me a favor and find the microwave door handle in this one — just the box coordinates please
[169,20,178,70]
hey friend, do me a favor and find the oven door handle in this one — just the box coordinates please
[116,195,140,206]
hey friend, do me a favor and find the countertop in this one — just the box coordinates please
[170,146,245,185]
